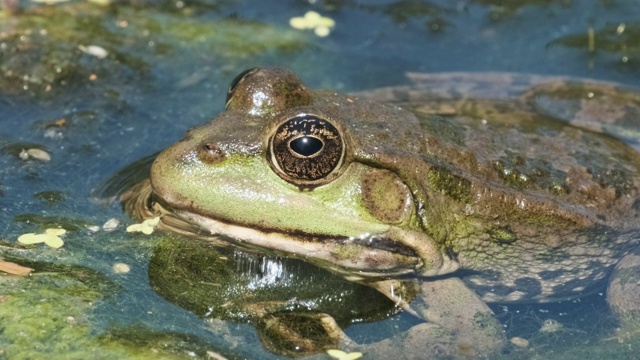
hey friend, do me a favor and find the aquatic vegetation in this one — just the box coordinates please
[18,228,66,248]
[111,262,130,274]
[550,22,640,54]
[290,11,336,37]
[34,191,67,204]
[19,148,51,162]
[327,349,363,359]
[0,259,202,359]
[13,213,91,232]
[548,22,640,68]
[0,140,49,159]
[126,216,160,234]
[365,0,452,33]
[0,1,308,97]
[473,0,570,19]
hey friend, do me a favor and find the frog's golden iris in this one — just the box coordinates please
[269,114,344,185]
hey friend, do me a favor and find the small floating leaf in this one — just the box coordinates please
[18,228,65,248]
[327,349,363,360]
[78,44,109,59]
[26,148,51,162]
[112,262,130,274]
[31,0,73,4]
[126,216,160,235]
[18,233,48,245]
[290,11,335,37]
[146,216,160,227]
[45,235,64,248]
[126,224,143,233]
[45,228,66,236]
[18,148,51,161]
[103,218,120,231]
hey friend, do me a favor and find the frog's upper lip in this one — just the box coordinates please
[150,198,424,278]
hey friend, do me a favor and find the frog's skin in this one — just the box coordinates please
[125,67,640,358]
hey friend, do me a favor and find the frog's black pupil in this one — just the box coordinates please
[290,136,323,157]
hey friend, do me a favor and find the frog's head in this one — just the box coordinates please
[150,67,455,279]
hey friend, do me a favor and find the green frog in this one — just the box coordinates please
[123,67,640,358]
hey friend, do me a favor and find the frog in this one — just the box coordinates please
[120,67,640,358]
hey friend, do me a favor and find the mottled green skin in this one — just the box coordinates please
[126,68,640,357]
[364,73,640,302]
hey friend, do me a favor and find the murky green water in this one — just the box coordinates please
[1,0,640,359]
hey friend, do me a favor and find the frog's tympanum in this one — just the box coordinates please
[123,67,640,358]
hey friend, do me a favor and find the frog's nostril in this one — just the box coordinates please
[199,143,226,164]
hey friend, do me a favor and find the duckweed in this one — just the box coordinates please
[326,349,363,360]
[18,228,66,248]
[126,216,160,235]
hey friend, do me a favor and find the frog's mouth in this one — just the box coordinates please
[149,198,427,279]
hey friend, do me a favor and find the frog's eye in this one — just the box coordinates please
[225,67,259,108]
[269,115,344,186]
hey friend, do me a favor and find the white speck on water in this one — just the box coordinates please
[78,45,108,59]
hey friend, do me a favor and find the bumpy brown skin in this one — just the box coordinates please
[358,73,640,304]
[608,245,640,325]
[128,68,640,358]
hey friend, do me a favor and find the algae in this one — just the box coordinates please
[34,190,66,204]
[0,2,308,97]
[13,213,91,232]
[0,255,243,359]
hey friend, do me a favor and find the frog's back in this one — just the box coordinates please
[361,73,640,303]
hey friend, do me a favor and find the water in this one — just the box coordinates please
[1,0,639,359]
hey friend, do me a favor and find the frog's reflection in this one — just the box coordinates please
[147,235,399,356]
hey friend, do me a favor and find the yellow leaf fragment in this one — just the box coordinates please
[86,0,112,6]
[314,26,330,37]
[45,236,64,249]
[45,228,66,236]
[0,259,33,276]
[510,336,529,348]
[205,350,228,360]
[103,218,120,231]
[305,10,321,24]
[145,216,160,227]
[289,11,335,36]
[127,216,160,235]
[326,349,362,360]
[126,224,143,233]
[26,148,51,162]
[18,233,46,244]
[78,44,109,59]
[18,228,65,248]
[112,262,130,274]
[31,0,72,4]
[289,17,308,30]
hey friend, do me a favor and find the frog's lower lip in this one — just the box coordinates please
[151,200,423,278]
